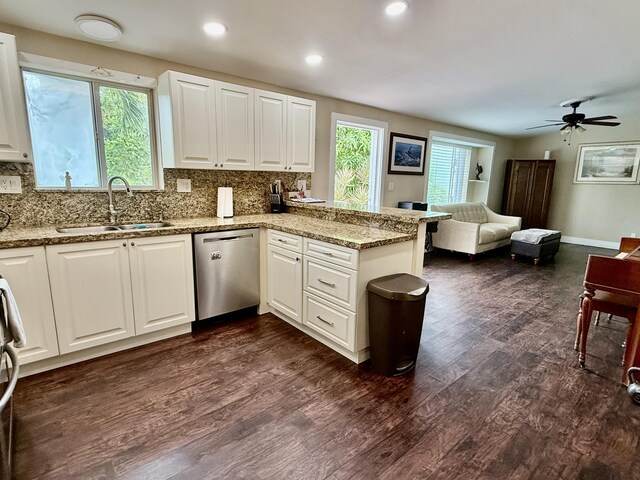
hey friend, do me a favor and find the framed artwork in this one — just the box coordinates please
[388,132,427,175]
[574,142,640,184]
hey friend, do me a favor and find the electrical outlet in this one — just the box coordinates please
[388,181,395,191]
[0,176,22,194]
[176,179,191,193]
[631,233,637,238]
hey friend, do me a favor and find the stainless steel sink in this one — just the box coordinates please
[56,225,121,234]
[56,222,172,234]
[116,222,172,230]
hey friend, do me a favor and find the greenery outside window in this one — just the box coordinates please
[22,69,157,189]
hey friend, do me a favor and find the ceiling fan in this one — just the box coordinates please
[527,98,621,133]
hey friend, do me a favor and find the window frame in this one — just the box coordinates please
[329,112,388,205]
[427,141,472,205]
[22,68,160,191]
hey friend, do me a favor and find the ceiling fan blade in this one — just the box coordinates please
[582,115,617,122]
[581,121,621,126]
[544,119,563,122]
[526,123,565,130]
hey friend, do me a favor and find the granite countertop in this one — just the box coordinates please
[284,200,450,223]
[0,214,416,250]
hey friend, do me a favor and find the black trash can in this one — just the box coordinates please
[366,273,429,376]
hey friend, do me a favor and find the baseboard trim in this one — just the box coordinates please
[561,236,618,250]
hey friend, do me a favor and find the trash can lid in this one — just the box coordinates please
[366,273,429,301]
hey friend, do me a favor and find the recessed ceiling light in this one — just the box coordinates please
[75,15,123,42]
[203,21,228,37]
[305,54,323,65]
[385,1,409,16]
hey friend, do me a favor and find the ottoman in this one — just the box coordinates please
[510,229,561,265]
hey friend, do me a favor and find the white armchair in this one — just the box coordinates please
[430,202,521,258]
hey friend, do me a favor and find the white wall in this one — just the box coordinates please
[513,115,640,243]
[0,22,516,211]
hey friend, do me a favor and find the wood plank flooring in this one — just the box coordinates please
[13,244,640,479]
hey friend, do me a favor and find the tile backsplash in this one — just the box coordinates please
[0,162,310,227]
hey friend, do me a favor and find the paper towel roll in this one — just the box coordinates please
[217,187,233,218]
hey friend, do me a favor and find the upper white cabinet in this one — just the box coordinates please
[158,71,217,169]
[158,70,315,172]
[46,240,136,354]
[0,247,58,364]
[255,90,287,171]
[128,235,195,335]
[216,82,254,170]
[287,96,316,172]
[0,32,31,162]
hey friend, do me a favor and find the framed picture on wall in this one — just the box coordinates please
[388,132,427,175]
[574,142,640,184]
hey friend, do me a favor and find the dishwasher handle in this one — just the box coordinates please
[202,233,254,244]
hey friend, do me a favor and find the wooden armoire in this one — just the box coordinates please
[502,159,555,229]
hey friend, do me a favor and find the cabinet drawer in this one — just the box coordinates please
[303,256,357,311]
[303,292,354,350]
[304,238,358,269]
[268,230,303,253]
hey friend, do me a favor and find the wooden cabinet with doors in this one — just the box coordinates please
[502,159,555,229]
[0,32,32,162]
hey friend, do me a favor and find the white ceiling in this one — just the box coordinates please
[1,0,639,137]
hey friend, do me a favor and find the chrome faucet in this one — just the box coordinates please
[107,176,133,224]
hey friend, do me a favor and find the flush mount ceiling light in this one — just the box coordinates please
[75,15,123,42]
[203,21,228,37]
[305,54,323,66]
[385,1,409,16]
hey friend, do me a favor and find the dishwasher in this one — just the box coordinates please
[193,229,260,321]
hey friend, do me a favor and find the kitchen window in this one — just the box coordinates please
[22,69,157,189]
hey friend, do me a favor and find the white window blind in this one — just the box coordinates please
[427,142,472,205]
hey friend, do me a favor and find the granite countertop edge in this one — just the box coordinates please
[0,214,418,251]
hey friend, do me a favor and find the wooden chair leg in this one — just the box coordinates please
[575,309,582,351]
[579,294,594,368]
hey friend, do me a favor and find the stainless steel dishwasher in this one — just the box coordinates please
[193,229,260,320]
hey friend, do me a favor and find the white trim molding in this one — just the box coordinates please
[560,236,618,250]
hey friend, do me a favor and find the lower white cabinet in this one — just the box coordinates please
[128,236,195,334]
[0,247,58,364]
[46,234,195,354]
[267,244,302,323]
[46,239,136,354]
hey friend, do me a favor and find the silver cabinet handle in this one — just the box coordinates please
[316,315,334,327]
[277,238,288,243]
[319,250,333,256]
[317,278,336,288]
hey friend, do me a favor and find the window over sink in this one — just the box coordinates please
[22,69,157,189]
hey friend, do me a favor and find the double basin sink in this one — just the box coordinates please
[56,222,172,234]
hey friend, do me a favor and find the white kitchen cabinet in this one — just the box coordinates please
[287,96,316,172]
[0,32,31,162]
[0,247,58,364]
[255,90,287,171]
[128,235,195,335]
[46,240,136,354]
[267,244,302,323]
[158,71,217,169]
[216,81,254,170]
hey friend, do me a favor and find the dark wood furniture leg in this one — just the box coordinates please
[579,291,594,368]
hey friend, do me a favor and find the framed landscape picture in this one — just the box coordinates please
[574,142,640,184]
[388,132,427,175]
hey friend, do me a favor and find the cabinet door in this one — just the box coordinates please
[504,160,534,223]
[0,32,31,162]
[216,82,254,170]
[0,247,58,364]
[255,90,287,171]
[161,71,217,169]
[267,244,302,323]
[46,240,135,354]
[128,235,195,335]
[287,96,315,172]
[528,161,555,229]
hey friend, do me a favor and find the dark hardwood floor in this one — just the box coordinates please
[13,244,640,479]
